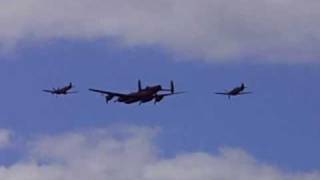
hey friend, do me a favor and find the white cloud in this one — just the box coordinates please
[0,0,320,63]
[0,129,12,149]
[0,126,318,180]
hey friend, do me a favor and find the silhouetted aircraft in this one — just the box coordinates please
[43,83,78,95]
[89,80,184,104]
[215,83,251,99]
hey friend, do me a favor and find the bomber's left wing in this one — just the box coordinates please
[88,88,128,97]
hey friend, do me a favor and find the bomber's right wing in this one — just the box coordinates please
[157,91,185,97]
[153,91,185,104]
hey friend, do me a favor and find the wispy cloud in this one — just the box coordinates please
[1,0,320,63]
[0,129,12,149]
[0,126,318,180]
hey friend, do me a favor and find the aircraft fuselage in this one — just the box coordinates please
[229,87,244,95]
[117,85,162,104]
[228,84,245,96]
[54,85,72,94]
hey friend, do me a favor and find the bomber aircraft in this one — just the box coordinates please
[43,82,78,96]
[89,80,184,105]
[215,83,251,99]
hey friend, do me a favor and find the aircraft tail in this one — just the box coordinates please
[170,80,175,94]
[241,83,246,89]
[138,80,142,91]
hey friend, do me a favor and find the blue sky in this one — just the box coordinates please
[1,39,319,172]
[0,1,320,179]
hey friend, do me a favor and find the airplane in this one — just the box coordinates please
[43,82,78,95]
[89,80,184,105]
[215,83,252,99]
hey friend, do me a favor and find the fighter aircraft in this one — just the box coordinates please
[89,80,184,104]
[43,82,78,95]
[215,83,252,99]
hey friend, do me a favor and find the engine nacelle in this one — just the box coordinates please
[154,95,164,104]
[105,95,114,103]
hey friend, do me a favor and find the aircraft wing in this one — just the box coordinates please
[43,90,55,93]
[239,92,252,95]
[66,91,78,94]
[88,88,129,97]
[215,92,229,95]
[157,91,185,97]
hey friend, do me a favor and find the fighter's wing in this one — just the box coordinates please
[43,89,55,93]
[215,92,229,95]
[239,92,252,95]
[66,91,78,94]
[88,88,128,97]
